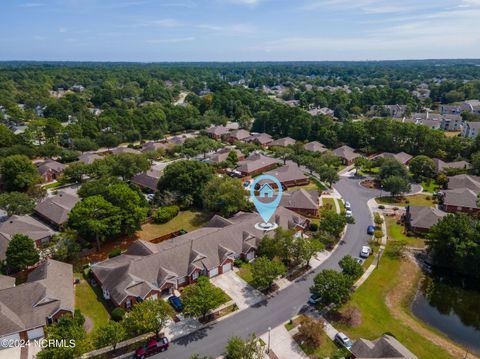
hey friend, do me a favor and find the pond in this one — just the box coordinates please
[411,275,480,355]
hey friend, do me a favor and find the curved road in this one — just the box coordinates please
[156,177,419,359]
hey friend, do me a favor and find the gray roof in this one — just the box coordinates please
[351,335,418,359]
[375,152,412,165]
[236,153,279,174]
[246,133,273,145]
[37,160,65,175]
[92,207,307,305]
[0,259,73,337]
[333,145,362,161]
[433,159,470,173]
[34,191,80,226]
[0,215,55,260]
[229,129,251,141]
[304,141,327,153]
[131,163,165,191]
[205,148,243,164]
[0,275,15,290]
[262,163,308,185]
[407,205,447,230]
[141,142,170,153]
[270,137,296,147]
[443,188,479,209]
[465,121,480,130]
[78,152,102,164]
[447,174,480,193]
[207,125,229,136]
[111,147,142,155]
[280,189,319,210]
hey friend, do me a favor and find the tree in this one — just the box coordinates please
[93,321,126,351]
[68,195,122,250]
[339,255,364,280]
[110,153,151,180]
[202,176,247,217]
[409,155,436,180]
[373,212,384,227]
[319,165,339,186]
[353,156,371,175]
[62,161,89,183]
[182,276,227,321]
[378,158,408,180]
[381,175,411,197]
[290,236,324,268]
[225,150,239,168]
[319,209,347,238]
[152,205,180,224]
[158,160,215,206]
[0,192,35,216]
[297,317,324,347]
[310,270,353,309]
[471,151,480,175]
[251,256,286,291]
[37,311,90,359]
[256,227,294,265]
[225,334,265,359]
[125,299,172,338]
[5,234,39,271]
[0,154,41,191]
[0,123,15,148]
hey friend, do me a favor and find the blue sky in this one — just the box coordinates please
[1,0,480,61]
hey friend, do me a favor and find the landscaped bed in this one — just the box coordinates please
[375,194,434,207]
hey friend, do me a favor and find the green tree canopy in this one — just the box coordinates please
[310,269,353,309]
[93,321,127,351]
[378,158,408,180]
[202,176,247,217]
[339,255,364,280]
[381,175,411,197]
[225,334,265,359]
[251,256,286,291]
[182,276,228,320]
[0,154,41,191]
[125,298,172,338]
[0,192,35,216]
[5,233,39,271]
[409,155,436,180]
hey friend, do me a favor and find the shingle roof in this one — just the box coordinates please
[270,137,296,147]
[206,125,229,136]
[141,142,170,153]
[205,148,243,164]
[111,147,142,155]
[443,188,479,209]
[350,335,418,359]
[34,191,80,226]
[262,163,308,185]
[433,159,471,173]
[229,129,251,141]
[407,205,447,230]
[333,145,361,161]
[375,152,412,165]
[92,207,307,305]
[37,160,65,175]
[0,275,15,290]
[246,133,273,145]
[0,216,55,260]
[0,260,73,337]
[78,152,102,164]
[236,153,279,174]
[304,141,327,153]
[447,174,480,193]
[131,163,165,191]
[280,189,319,210]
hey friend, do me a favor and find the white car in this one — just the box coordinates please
[360,246,372,258]
[345,209,353,217]
[344,201,351,210]
[335,332,353,349]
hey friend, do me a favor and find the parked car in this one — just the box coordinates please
[135,337,169,358]
[168,295,183,312]
[345,209,353,217]
[344,201,351,210]
[360,246,372,258]
[354,257,365,265]
[308,294,320,305]
[367,225,375,235]
[335,332,353,349]
[243,180,250,188]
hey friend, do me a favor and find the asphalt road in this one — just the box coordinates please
[154,175,378,359]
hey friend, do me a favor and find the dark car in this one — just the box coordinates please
[367,225,375,235]
[135,337,169,358]
[168,295,183,312]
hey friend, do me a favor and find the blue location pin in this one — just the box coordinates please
[250,175,283,225]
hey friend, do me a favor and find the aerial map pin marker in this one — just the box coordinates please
[250,174,283,227]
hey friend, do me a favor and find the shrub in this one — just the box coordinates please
[426,195,431,200]
[374,230,384,240]
[378,205,385,209]
[297,317,324,347]
[83,266,92,279]
[309,223,318,231]
[111,307,126,322]
[405,199,410,204]
[341,306,362,327]
[108,248,122,258]
[152,205,180,224]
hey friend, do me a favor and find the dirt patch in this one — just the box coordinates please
[385,257,477,359]
[360,179,379,189]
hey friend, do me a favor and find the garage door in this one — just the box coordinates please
[0,333,20,348]
[209,267,219,278]
[222,263,232,273]
[27,327,44,340]
[148,293,158,300]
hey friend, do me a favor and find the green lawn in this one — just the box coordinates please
[358,167,380,176]
[75,275,110,330]
[299,330,340,359]
[43,181,62,189]
[331,236,455,359]
[322,197,337,210]
[385,217,425,249]
[137,210,210,241]
[375,194,434,207]
[421,180,441,193]
[237,262,254,285]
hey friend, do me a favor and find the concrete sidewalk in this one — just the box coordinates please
[212,270,264,310]
[260,324,308,359]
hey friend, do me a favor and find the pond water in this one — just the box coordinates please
[411,276,480,355]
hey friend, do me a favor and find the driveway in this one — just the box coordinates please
[211,270,264,310]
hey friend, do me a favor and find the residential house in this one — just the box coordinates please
[34,191,80,230]
[446,174,480,192]
[270,137,296,148]
[333,145,362,165]
[280,189,319,217]
[433,159,470,174]
[37,160,65,182]
[374,152,412,165]
[132,163,167,192]
[0,260,74,344]
[404,205,447,233]
[204,148,245,165]
[228,129,251,143]
[0,274,15,290]
[206,125,229,140]
[236,153,279,177]
[91,207,308,309]
[245,133,273,147]
[110,147,142,155]
[403,112,442,130]
[440,103,472,115]
[141,141,170,153]
[304,141,328,153]
[262,163,309,189]
[78,152,102,164]
[441,188,480,215]
[0,215,55,260]
[308,107,335,117]
[440,114,463,132]
[350,334,418,359]
[462,121,480,139]
[383,104,407,119]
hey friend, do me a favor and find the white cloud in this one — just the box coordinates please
[223,0,264,6]
[145,36,195,43]
[19,2,44,7]
[198,23,256,33]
